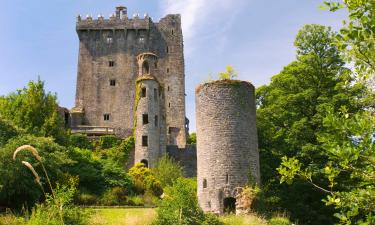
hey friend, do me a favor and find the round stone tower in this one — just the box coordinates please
[134,53,163,168]
[195,80,260,214]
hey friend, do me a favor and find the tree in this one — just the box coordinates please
[187,132,197,145]
[256,24,366,224]
[0,79,67,143]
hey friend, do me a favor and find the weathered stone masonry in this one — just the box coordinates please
[196,80,260,214]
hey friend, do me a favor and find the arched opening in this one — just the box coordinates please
[142,61,150,74]
[223,197,236,214]
[140,159,148,168]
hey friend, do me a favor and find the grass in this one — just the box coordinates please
[89,208,156,225]
[220,213,268,225]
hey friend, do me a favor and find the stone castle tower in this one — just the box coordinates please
[195,80,260,214]
[70,6,188,154]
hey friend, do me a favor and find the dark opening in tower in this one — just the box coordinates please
[142,61,150,74]
[223,197,236,214]
[140,159,148,168]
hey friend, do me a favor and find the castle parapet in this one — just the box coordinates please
[76,6,151,31]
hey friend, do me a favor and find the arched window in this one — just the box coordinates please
[142,61,150,74]
[203,179,207,188]
[223,197,236,213]
[140,159,149,168]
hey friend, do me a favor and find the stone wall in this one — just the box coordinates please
[195,80,260,214]
[167,145,197,177]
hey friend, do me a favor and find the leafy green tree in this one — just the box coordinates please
[153,177,204,225]
[0,118,19,147]
[0,79,66,143]
[187,132,197,145]
[152,155,183,188]
[128,163,163,196]
[256,24,367,224]
[68,134,93,150]
[278,109,374,224]
[106,136,135,166]
[0,135,72,209]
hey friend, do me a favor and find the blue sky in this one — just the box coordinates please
[0,0,347,131]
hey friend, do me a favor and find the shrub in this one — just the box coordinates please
[152,155,183,188]
[101,160,133,190]
[126,195,144,206]
[68,133,93,149]
[129,163,163,196]
[268,216,292,225]
[99,187,127,206]
[97,135,121,149]
[75,192,98,205]
[153,177,204,225]
[202,213,224,225]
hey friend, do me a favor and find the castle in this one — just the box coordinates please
[67,6,260,214]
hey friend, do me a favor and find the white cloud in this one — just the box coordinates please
[160,0,246,55]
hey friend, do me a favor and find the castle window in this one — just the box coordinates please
[139,36,145,43]
[171,29,174,35]
[166,46,169,53]
[168,102,171,108]
[167,86,170,91]
[168,127,172,134]
[154,88,157,101]
[110,79,116,86]
[203,179,207,188]
[142,61,150,74]
[103,114,110,121]
[143,114,149,125]
[106,37,113,44]
[109,61,115,67]
[140,159,148,168]
[167,68,169,73]
[226,173,229,184]
[142,136,148,147]
[155,115,158,127]
[141,87,146,97]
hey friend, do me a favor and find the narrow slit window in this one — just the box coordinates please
[171,29,174,35]
[142,136,148,147]
[167,68,169,73]
[167,86,170,91]
[141,87,146,97]
[103,114,110,121]
[154,88,157,101]
[143,114,149,125]
[166,46,169,53]
[226,174,229,184]
[168,102,171,108]
[155,115,158,127]
[110,79,116,86]
[109,61,115,67]
[203,179,207,188]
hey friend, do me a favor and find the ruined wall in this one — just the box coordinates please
[195,80,260,214]
[73,7,186,147]
[167,145,197,177]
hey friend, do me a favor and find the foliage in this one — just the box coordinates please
[106,136,134,166]
[0,118,19,147]
[256,24,367,224]
[97,135,121,150]
[153,177,204,225]
[268,216,293,225]
[278,109,375,224]
[99,187,128,206]
[0,135,72,210]
[27,180,90,225]
[152,155,183,188]
[129,163,163,196]
[0,79,67,143]
[187,132,197,144]
[68,133,93,150]
[323,0,375,76]
[100,160,132,189]
[75,192,98,205]
[126,195,144,206]
[219,214,268,225]
[218,65,238,80]
[202,213,224,225]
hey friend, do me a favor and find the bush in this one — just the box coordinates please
[68,134,93,149]
[0,118,19,147]
[97,135,121,149]
[126,195,144,206]
[268,216,292,225]
[152,155,183,188]
[106,136,134,166]
[202,213,224,225]
[129,163,163,196]
[99,187,127,206]
[75,192,98,205]
[153,177,204,225]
